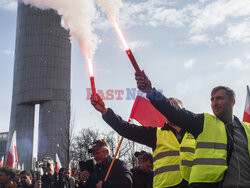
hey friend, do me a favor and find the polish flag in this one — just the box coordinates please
[6,131,18,168]
[0,155,4,167]
[129,96,166,127]
[55,153,62,172]
[243,85,250,123]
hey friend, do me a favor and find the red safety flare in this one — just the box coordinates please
[86,58,96,97]
[113,22,141,74]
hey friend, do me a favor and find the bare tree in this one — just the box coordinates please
[70,128,151,169]
[70,128,100,162]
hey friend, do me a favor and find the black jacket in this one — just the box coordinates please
[83,156,132,188]
[40,172,68,188]
[130,167,152,188]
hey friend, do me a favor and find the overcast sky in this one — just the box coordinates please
[0,0,250,134]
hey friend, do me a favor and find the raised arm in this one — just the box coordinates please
[135,71,204,138]
[90,94,157,149]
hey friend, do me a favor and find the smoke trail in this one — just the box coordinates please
[95,0,122,22]
[21,0,100,58]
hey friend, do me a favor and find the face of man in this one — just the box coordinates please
[0,171,10,185]
[137,155,143,167]
[93,148,108,164]
[20,174,32,185]
[211,89,235,120]
[63,169,71,179]
[141,160,153,173]
[42,159,55,176]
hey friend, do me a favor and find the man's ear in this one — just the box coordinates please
[104,149,110,156]
[232,98,235,106]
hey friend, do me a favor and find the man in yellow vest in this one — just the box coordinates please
[91,94,196,188]
[135,71,250,188]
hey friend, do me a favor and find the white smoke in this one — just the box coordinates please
[21,0,100,58]
[95,0,122,22]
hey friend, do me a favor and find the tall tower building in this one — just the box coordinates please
[7,3,71,169]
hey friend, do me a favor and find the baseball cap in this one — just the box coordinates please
[88,139,109,153]
[134,150,146,158]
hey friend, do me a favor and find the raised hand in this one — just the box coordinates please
[135,70,153,93]
[90,94,108,115]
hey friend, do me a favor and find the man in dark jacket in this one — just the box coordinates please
[79,139,132,188]
[34,157,67,188]
[135,71,250,188]
[90,94,195,188]
[18,170,33,188]
[130,152,153,188]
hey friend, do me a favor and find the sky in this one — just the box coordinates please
[0,0,250,135]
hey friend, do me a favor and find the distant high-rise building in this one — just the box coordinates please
[0,132,8,159]
[7,2,71,169]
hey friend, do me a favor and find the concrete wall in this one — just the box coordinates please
[7,3,71,169]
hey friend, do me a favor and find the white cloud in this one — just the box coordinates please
[216,58,250,70]
[120,1,187,28]
[184,58,196,68]
[189,0,250,33]
[189,34,210,43]
[0,0,17,11]
[117,1,250,45]
[129,40,149,50]
[3,50,14,55]
[149,8,185,27]
[224,21,250,43]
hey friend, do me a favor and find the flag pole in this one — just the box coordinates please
[104,137,124,182]
[104,118,132,182]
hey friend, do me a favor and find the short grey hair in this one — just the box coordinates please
[211,86,236,99]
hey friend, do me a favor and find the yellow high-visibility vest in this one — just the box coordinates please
[153,128,196,188]
[189,113,250,184]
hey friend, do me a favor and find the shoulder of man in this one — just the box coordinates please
[114,158,127,166]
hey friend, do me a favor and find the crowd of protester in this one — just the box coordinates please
[1,71,250,188]
[0,146,153,188]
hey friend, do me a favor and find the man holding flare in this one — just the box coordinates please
[90,93,196,188]
[135,71,250,188]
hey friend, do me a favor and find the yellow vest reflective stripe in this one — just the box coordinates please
[153,128,196,187]
[189,113,250,184]
[242,122,250,157]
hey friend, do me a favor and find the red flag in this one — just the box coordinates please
[243,85,250,123]
[0,155,4,167]
[6,131,18,168]
[129,96,166,127]
[55,153,62,172]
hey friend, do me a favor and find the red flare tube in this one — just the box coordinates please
[90,76,96,97]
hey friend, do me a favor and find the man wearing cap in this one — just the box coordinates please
[130,152,153,188]
[91,94,196,188]
[133,151,146,169]
[79,139,132,188]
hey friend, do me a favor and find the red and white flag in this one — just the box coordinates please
[129,96,167,127]
[0,155,4,167]
[55,153,62,172]
[6,131,18,168]
[243,85,250,123]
